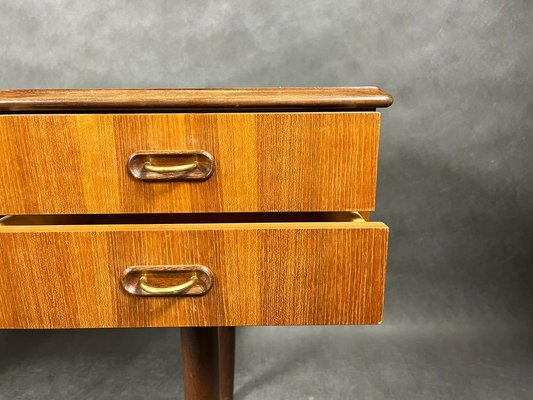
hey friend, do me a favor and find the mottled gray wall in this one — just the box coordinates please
[1,1,532,399]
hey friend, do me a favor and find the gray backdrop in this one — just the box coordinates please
[0,0,532,399]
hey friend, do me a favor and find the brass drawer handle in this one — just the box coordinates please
[128,150,215,181]
[121,265,214,296]
[143,161,198,174]
[139,273,198,295]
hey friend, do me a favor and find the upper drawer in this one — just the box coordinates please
[0,112,381,214]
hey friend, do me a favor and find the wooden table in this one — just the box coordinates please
[0,87,392,399]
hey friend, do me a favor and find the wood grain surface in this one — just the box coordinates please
[0,87,393,113]
[0,219,388,328]
[0,112,381,214]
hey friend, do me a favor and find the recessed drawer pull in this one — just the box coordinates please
[121,265,214,297]
[128,150,215,182]
[143,161,198,173]
[139,273,198,295]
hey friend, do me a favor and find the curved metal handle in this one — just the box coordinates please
[139,273,198,295]
[143,161,198,173]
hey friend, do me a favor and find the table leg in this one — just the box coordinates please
[181,327,220,400]
[219,327,235,400]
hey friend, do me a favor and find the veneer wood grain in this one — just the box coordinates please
[0,219,388,328]
[0,112,381,214]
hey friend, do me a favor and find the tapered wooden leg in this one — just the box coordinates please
[181,327,220,400]
[219,327,235,400]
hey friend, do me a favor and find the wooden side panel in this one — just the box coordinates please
[0,112,380,214]
[0,223,388,328]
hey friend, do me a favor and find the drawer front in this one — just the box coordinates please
[0,221,388,328]
[0,112,380,214]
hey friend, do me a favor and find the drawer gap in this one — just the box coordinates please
[0,212,365,226]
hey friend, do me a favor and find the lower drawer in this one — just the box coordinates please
[0,213,388,328]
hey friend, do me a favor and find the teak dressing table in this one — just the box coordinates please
[0,87,392,399]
